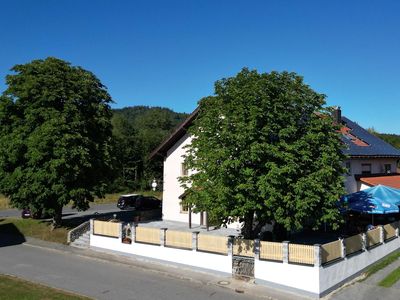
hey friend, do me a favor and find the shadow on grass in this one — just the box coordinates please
[0,221,26,247]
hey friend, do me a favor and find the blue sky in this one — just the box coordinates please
[1,1,399,133]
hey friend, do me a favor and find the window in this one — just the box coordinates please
[180,202,189,214]
[181,163,189,176]
[361,163,372,174]
[345,162,351,175]
[384,164,392,174]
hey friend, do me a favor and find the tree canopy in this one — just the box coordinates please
[111,106,187,190]
[181,68,346,239]
[0,57,113,226]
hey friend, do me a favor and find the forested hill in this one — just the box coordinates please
[368,129,400,149]
[110,106,188,191]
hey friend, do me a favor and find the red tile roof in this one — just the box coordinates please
[359,175,400,189]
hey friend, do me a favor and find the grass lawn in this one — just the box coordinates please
[379,267,400,287]
[0,218,69,244]
[0,194,10,210]
[0,191,162,210]
[362,250,400,281]
[0,274,91,300]
[92,191,162,205]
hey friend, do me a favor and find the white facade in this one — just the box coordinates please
[162,134,203,224]
[344,158,398,193]
[161,131,398,224]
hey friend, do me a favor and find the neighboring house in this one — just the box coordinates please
[151,107,400,225]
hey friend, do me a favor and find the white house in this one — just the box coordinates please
[151,107,400,226]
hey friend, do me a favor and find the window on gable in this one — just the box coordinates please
[180,202,189,214]
[181,163,189,176]
[384,164,392,174]
[361,163,372,174]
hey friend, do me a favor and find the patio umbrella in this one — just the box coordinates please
[341,185,400,225]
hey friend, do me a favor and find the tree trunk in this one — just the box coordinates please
[241,211,254,239]
[51,205,63,230]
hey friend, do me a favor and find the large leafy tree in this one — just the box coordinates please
[181,69,346,239]
[0,57,113,227]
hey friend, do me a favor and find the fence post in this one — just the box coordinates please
[192,231,200,251]
[90,219,94,235]
[361,233,367,251]
[131,223,137,244]
[119,223,123,241]
[227,235,235,257]
[282,241,289,264]
[160,228,167,247]
[339,238,346,259]
[254,239,260,260]
[379,225,385,244]
[314,244,321,267]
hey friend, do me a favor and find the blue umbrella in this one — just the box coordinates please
[341,185,400,214]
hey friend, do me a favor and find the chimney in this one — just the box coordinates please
[332,106,342,124]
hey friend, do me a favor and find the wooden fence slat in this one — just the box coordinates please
[197,234,228,255]
[260,241,283,261]
[166,230,192,249]
[233,239,254,257]
[344,234,363,255]
[288,244,314,265]
[93,220,119,237]
[135,227,160,245]
[367,227,381,248]
[321,240,342,263]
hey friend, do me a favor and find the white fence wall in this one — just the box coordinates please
[90,234,232,274]
[90,222,400,298]
[255,260,320,295]
[319,237,400,294]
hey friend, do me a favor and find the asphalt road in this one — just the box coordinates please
[0,203,121,219]
[0,242,262,300]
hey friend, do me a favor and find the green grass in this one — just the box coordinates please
[0,274,91,300]
[0,194,10,210]
[0,218,69,244]
[361,250,400,281]
[379,267,400,287]
[0,191,163,211]
[92,191,162,205]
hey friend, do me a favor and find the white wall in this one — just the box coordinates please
[162,133,202,224]
[319,237,400,294]
[344,158,398,193]
[90,234,232,274]
[255,260,320,295]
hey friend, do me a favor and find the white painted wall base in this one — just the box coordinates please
[90,231,400,298]
[90,234,232,274]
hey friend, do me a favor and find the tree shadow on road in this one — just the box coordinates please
[0,221,26,247]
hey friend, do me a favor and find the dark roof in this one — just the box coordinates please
[341,116,400,158]
[150,108,400,159]
[149,107,199,158]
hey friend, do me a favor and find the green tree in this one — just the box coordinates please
[181,69,346,239]
[111,106,188,190]
[0,57,113,227]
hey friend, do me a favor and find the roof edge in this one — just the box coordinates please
[149,107,199,159]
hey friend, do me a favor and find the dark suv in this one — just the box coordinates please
[117,194,161,210]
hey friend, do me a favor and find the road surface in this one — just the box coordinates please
[0,240,268,300]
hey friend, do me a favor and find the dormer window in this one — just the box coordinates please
[361,163,372,175]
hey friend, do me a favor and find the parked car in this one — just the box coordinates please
[21,208,48,219]
[117,194,161,210]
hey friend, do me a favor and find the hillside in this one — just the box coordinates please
[110,106,188,191]
[368,129,400,149]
